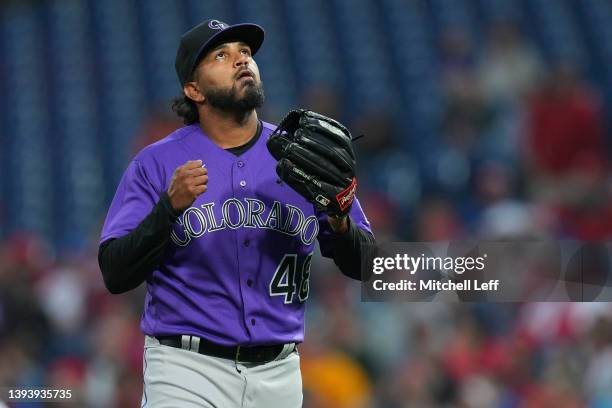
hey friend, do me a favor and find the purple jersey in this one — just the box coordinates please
[100,122,372,346]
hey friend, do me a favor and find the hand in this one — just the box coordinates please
[167,160,208,212]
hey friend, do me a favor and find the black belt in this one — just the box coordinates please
[156,335,296,364]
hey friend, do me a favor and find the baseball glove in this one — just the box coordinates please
[267,109,357,217]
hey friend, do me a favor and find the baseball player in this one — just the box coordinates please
[98,19,375,407]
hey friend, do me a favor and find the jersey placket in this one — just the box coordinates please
[232,158,258,338]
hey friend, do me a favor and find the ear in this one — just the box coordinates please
[183,82,205,103]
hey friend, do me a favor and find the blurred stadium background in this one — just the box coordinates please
[0,0,611,406]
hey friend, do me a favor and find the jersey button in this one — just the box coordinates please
[251,318,256,326]
[239,180,246,187]
[237,161,244,168]
[247,279,253,287]
[244,239,250,247]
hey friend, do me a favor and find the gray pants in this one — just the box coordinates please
[140,335,303,408]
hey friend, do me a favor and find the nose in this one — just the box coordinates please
[234,51,249,68]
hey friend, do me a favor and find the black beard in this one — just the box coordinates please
[205,81,265,114]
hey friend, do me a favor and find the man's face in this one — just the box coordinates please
[188,41,264,112]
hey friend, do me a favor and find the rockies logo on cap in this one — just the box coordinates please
[208,20,229,30]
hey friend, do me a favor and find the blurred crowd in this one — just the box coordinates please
[1,13,611,408]
[354,21,610,244]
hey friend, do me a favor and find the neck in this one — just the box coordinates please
[198,107,259,149]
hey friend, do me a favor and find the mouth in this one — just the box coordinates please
[237,70,254,81]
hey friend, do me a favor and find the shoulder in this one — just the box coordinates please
[133,124,198,164]
[261,120,278,136]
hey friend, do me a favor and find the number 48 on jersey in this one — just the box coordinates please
[269,254,313,303]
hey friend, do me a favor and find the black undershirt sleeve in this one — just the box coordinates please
[98,192,180,294]
[326,217,377,281]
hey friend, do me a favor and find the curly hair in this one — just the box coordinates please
[171,95,199,125]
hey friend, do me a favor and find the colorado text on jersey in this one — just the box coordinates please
[170,198,319,247]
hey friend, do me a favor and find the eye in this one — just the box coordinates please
[215,51,226,60]
[240,48,252,57]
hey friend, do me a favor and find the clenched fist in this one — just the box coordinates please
[167,159,208,212]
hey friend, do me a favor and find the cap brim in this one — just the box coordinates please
[191,23,265,72]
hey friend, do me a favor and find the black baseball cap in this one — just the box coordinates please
[175,19,265,86]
